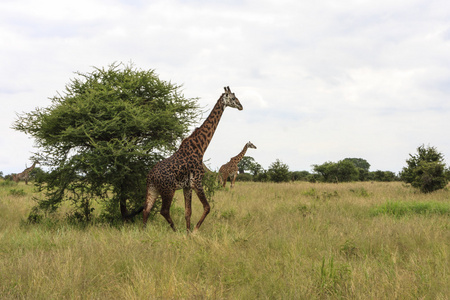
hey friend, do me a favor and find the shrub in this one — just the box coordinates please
[400,145,449,193]
[267,159,290,182]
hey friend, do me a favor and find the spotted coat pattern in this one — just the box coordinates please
[143,87,243,232]
[218,142,257,188]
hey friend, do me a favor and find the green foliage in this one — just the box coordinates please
[313,160,359,183]
[13,62,200,223]
[371,170,398,182]
[371,200,450,217]
[237,156,254,174]
[201,169,221,206]
[237,156,262,176]
[235,173,253,182]
[342,158,370,171]
[290,170,311,181]
[29,167,45,182]
[342,158,370,181]
[253,170,270,182]
[400,145,449,193]
[267,159,290,182]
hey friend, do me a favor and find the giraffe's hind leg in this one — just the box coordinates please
[221,172,228,187]
[160,190,176,232]
[143,186,159,227]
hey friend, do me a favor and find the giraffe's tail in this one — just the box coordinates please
[124,205,144,220]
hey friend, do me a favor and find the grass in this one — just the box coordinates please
[0,180,449,299]
[372,200,450,217]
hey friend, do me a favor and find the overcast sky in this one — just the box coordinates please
[1,0,449,175]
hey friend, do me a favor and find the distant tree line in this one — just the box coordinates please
[235,157,400,183]
[235,145,450,193]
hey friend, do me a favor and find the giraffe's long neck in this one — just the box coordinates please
[232,144,249,163]
[23,162,36,174]
[180,97,225,157]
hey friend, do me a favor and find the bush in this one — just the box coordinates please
[400,145,449,193]
[267,159,290,182]
[254,170,270,182]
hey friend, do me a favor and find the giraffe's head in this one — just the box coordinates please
[246,141,257,149]
[221,86,243,110]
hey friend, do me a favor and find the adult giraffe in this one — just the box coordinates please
[143,86,243,232]
[218,141,257,188]
[12,161,38,185]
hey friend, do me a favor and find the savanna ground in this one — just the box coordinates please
[0,180,449,299]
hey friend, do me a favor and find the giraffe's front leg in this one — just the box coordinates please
[193,184,210,232]
[183,187,192,233]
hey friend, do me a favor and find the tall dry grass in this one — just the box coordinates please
[0,180,449,299]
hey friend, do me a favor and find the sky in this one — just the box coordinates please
[1,0,450,175]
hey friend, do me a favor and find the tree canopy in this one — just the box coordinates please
[13,63,200,222]
[313,160,359,183]
[237,156,262,175]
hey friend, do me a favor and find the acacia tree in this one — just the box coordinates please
[400,145,449,193]
[237,156,262,175]
[13,63,200,222]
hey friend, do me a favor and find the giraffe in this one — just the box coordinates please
[218,141,257,188]
[12,161,38,185]
[143,86,243,233]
